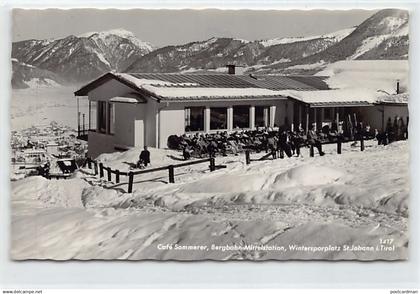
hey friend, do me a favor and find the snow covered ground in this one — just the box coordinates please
[11,86,88,131]
[11,140,409,260]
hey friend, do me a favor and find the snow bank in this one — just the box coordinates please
[12,176,89,208]
[96,147,182,171]
[136,142,409,215]
[272,164,345,187]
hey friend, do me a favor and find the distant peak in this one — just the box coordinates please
[79,28,136,38]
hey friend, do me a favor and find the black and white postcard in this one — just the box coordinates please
[10,8,410,260]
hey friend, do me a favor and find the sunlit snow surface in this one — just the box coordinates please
[11,141,409,260]
[10,85,409,260]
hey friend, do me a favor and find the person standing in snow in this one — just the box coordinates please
[267,134,277,159]
[307,124,325,156]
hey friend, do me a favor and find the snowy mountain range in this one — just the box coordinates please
[11,9,409,88]
[261,8,409,74]
[12,29,154,88]
[124,28,357,73]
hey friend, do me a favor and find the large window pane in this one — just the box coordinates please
[233,105,250,129]
[185,107,204,132]
[89,101,97,130]
[324,107,332,120]
[255,106,270,127]
[97,101,107,133]
[210,107,227,130]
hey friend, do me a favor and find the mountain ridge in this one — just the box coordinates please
[11,9,409,89]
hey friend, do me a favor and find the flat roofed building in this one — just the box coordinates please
[75,70,408,158]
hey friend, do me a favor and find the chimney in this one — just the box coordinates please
[396,80,400,94]
[226,64,236,75]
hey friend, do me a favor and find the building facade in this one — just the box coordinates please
[75,71,408,158]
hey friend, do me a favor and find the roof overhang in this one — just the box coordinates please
[109,92,147,104]
[375,102,408,106]
[74,72,161,101]
[286,96,373,108]
[158,95,288,103]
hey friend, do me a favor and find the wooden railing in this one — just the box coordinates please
[84,157,219,193]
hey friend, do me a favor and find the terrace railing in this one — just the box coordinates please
[245,135,374,164]
[84,157,221,193]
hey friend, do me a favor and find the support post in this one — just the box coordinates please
[77,97,80,136]
[168,165,175,183]
[88,100,91,130]
[305,106,309,133]
[298,104,302,127]
[99,163,104,178]
[249,106,255,129]
[336,109,340,128]
[128,172,134,193]
[360,137,365,151]
[94,162,98,175]
[204,107,211,132]
[116,170,120,184]
[310,145,314,157]
[77,111,81,137]
[245,150,251,165]
[209,157,216,172]
[227,106,233,131]
[82,113,86,134]
[269,105,276,127]
[337,140,342,154]
[107,167,111,181]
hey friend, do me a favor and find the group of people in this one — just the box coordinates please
[165,115,408,161]
[168,122,352,160]
[377,116,408,145]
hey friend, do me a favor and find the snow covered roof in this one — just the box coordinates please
[278,89,408,107]
[74,63,408,106]
[74,72,327,101]
[377,93,409,105]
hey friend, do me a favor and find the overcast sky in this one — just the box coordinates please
[12,9,377,47]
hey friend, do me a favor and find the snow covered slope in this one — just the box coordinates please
[11,58,63,89]
[259,27,355,47]
[259,9,409,74]
[316,60,409,94]
[11,141,409,260]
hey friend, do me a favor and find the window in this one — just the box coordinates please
[108,102,115,134]
[324,108,332,121]
[255,106,270,127]
[185,107,204,132]
[210,107,227,130]
[97,101,107,133]
[233,105,250,129]
[89,101,97,130]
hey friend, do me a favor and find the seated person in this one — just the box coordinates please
[137,146,151,168]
